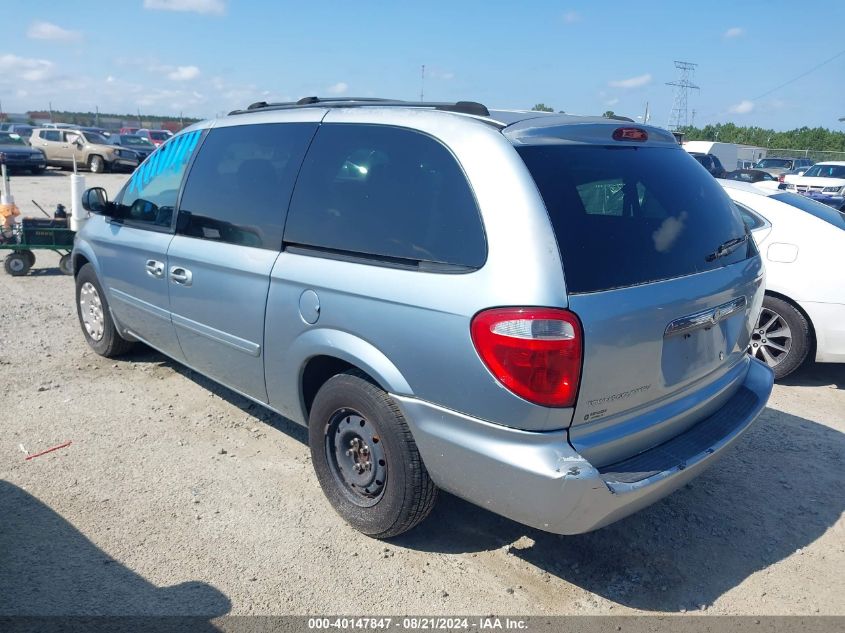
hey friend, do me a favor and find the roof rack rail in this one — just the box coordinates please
[228,97,491,118]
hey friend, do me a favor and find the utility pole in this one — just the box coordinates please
[666,61,699,131]
[420,65,425,102]
[137,108,142,128]
[48,101,53,122]
[95,105,99,126]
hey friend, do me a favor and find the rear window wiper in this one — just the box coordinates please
[705,235,748,262]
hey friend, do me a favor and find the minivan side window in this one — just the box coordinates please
[176,123,317,250]
[284,124,486,269]
[113,130,203,229]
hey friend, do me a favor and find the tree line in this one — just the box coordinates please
[679,122,845,152]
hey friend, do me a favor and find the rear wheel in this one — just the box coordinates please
[75,263,134,357]
[4,252,31,276]
[59,254,73,275]
[309,371,437,538]
[750,295,810,379]
[21,250,35,268]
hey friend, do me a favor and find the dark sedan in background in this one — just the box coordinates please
[0,131,47,173]
[725,169,778,183]
[108,134,156,162]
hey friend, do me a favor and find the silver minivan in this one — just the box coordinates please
[73,98,774,538]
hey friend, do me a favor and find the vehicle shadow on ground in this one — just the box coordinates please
[779,361,844,390]
[122,348,844,612]
[126,347,308,444]
[0,481,231,622]
[397,407,844,611]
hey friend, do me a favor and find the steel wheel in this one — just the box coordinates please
[751,307,792,369]
[325,408,388,508]
[79,281,105,341]
[59,254,73,275]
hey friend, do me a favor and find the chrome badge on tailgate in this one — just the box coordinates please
[664,296,747,337]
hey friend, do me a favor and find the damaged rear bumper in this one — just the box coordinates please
[394,357,773,535]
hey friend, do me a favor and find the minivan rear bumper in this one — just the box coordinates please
[394,357,773,535]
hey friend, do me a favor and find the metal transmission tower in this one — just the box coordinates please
[666,61,699,130]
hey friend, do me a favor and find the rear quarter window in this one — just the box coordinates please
[517,145,752,293]
[284,124,486,269]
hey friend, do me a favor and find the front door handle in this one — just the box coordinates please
[145,259,164,278]
[169,266,193,286]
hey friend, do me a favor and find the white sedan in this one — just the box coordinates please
[721,180,845,378]
[782,161,845,211]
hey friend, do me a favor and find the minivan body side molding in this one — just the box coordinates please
[171,312,262,357]
[109,288,172,322]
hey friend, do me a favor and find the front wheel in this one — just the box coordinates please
[88,155,106,174]
[75,263,135,357]
[309,371,437,538]
[750,295,810,379]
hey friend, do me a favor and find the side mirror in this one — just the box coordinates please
[82,187,111,215]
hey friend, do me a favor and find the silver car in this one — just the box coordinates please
[73,98,773,538]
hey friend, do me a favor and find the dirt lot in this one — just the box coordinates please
[1,170,843,617]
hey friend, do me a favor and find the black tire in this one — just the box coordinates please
[30,166,45,175]
[75,263,135,357]
[88,155,106,174]
[58,254,73,275]
[750,295,811,380]
[4,252,31,276]
[309,371,437,538]
[21,250,35,268]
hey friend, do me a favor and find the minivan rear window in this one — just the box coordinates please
[517,145,753,293]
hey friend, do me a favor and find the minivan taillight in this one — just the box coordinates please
[471,307,582,407]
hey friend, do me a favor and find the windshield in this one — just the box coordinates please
[801,164,845,179]
[121,135,154,147]
[517,145,752,293]
[756,158,792,168]
[84,132,109,144]
[772,193,845,230]
[150,131,170,141]
[0,132,26,146]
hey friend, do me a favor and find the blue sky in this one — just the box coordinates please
[3,0,844,130]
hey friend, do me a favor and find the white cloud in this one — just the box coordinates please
[723,27,744,39]
[729,99,754,114]
[327,81,348,95]
[605,97,619,106]
[608,73,652,89]
[143,0,225,15]
[427,68,455,80]
[167,65,201,81]
[0,54,55,82]
[562,11,580,24]
[27,21,82,42]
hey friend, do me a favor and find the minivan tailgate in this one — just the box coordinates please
[567,258,764,467]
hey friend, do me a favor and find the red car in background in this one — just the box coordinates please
[135,129,173,147]
[119,127,140,135]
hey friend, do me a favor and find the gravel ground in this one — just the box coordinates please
[1,170,843,617]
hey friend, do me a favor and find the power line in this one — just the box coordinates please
[752,47,845,101]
